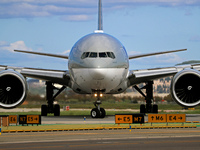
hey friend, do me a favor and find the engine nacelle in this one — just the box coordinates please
[170,69,200,108]
[0,70,28,109]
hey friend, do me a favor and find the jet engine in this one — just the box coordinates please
[0,70,27,108]
[170,69,200,108]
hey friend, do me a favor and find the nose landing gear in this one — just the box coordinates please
[90,92,106,118]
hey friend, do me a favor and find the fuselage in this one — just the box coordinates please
[68,32,129,94]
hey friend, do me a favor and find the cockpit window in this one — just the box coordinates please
[107,52,115,59]
[89,52,97,58]
[81,52,115,59]
[81,52,90,59]
[99,52,107,58]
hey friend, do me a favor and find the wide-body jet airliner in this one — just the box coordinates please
[1,0,200,118]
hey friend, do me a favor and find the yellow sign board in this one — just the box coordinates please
[148,114,167,123]
[27,115,40,124]
[167,114,186,122]
[115,115,133,124]
[9,115,18,124]
[19,115,41,125]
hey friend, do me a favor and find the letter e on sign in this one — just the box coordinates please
[167,114,186,122]
[9,115,17,124]
[115,115,132,124]
[27,115,40,124]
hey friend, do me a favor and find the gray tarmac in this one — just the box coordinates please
[42,115,114,124]
[41,114,200,124]
[0,128,200,150]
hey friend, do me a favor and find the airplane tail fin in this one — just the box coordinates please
[95,0,103,33]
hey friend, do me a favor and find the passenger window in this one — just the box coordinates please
[89,52,97,58]
[81,52,90,59]
[99,52,107,58]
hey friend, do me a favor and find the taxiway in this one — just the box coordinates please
[0,128,200,149]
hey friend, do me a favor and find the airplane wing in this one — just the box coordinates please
[128,64,200,86]
[0,65,71,86]
[14,50,69,59]
[129,49,187,59]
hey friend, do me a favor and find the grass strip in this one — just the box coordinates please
[1,109,200,116]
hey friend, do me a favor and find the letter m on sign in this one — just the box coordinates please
[148,114,166,123]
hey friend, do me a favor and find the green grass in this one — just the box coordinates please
[19,102,200,110]
[1,108,200,116]
[0,110,139,116]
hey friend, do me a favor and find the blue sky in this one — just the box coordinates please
[0,0,200,70]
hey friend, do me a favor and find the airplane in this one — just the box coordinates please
[0,0,200,118]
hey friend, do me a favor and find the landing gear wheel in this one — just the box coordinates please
[140,104,146,114]
[41,82,66,116]
[134,81,159,114]
[100,108,106,118]
[54,104,60,116]
[152,104,158,113]
[91,108,100,118]
[140,104,158,113]
[41,105,47,116]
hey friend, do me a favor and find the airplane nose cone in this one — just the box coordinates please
[89,69,105,80]
[85,59,108,68]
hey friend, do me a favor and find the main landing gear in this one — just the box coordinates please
[133,81,158,114]
[90,91,106,118]
[41,82,66,116]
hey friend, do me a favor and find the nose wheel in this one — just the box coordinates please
[91,97,106,118]
[91,107,106,118]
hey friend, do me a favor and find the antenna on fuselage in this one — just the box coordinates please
[95,0,104,33]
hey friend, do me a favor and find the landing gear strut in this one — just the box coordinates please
[133,81,158,114]
[41,82,66,116]
[90,91,106,118]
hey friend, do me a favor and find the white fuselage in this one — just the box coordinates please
[68,32,129,94]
